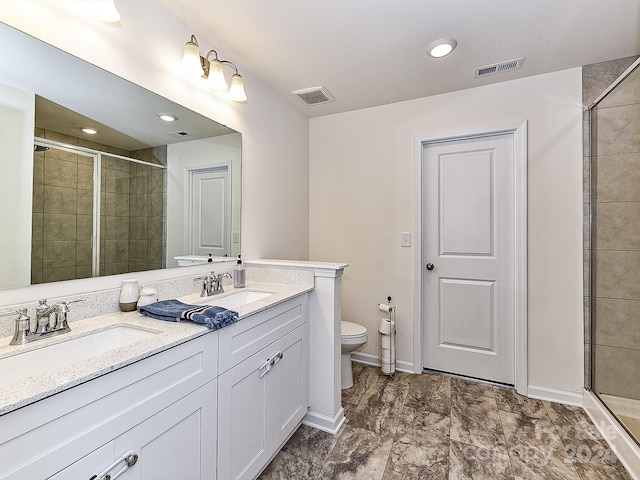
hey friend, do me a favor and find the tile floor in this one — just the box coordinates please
[259,363,633,480]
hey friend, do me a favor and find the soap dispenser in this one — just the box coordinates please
[234,255,245,288]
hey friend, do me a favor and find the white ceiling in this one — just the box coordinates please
[156,0,640,117]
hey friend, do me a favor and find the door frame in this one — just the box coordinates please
[413,122,528,395]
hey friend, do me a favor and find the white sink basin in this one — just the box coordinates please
[196,291,274,309]
[0,325,158,386]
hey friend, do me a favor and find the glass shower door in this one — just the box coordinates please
[589,60,640,444]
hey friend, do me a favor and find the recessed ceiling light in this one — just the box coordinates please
[158,113,178,122]
[427,38,458,58]
[81,127,98,135]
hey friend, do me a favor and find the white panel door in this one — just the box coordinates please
[422,133,515,384]
[189,166,230,257]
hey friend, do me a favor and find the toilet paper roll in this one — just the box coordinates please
[378,303,395,313]
[381,361,394,375]
[379,318,391,334]
[380,335,391,350]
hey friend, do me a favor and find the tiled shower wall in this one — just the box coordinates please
[32,129,166,283]
[583,56,640,398]
[32,129,96,284]
[100,148,166,276]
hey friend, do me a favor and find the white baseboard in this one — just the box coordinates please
[527,385,583,406]
[303,407,345,435]
[583,390,640,480]
[351,352,417,374]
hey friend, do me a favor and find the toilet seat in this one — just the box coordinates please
[341,321,367,338]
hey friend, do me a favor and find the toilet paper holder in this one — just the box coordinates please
[378,296,396,377]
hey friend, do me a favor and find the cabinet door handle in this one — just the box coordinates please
[258,351,284,378]
[259,358,272,378]
[91,450,137,480]
[271,351,284,366]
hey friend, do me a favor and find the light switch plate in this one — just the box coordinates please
[401,232,411,247]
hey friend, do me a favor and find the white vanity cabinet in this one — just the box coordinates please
[50,380,217,480]
[217,295,308,480]
[0,333,218,480]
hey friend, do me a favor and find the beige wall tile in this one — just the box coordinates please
[130,239,149,262]
[42,266,76,283]
[595,297,640,349]
[104,239,129,263]
[595,250,640,300]
[43,213,77,242]
[77,163,93,190]
[583,56,639,106]
[31,242,42,269]
[75,264,92,279]
[595,201,640,250]
[130,217,149,240]
[594,345,640,400]
[595,104,640,155]
[43,185,77,214]
[102,262,129,276]
[30,268,42,285]
[44,158,77,188]
[43,241,76,268]
[32,184,44,213]
[596,153,640,202]
[33,155,44,185]
[76,240,92,267]
[44,130,78,146]
[149,216,163,239]
[104,215,129,241]
[32,212,43,245]
[76,214,93,240]
[599,65,640,108]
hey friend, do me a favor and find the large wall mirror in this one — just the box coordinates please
[0,22,241,291]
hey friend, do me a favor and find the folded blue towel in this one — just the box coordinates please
[139,299,238,330]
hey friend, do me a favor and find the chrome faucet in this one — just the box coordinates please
[1,298,85,346]
[195,271,232,297]
[211,272,232,294]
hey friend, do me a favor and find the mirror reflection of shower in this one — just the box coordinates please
[31,135,166,284]
[588,57,640,445]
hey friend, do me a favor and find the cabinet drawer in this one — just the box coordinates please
[218,294,307,373]
[0,333,218,480]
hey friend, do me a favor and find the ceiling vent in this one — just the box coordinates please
[474,57,524,78]
[166,131,190,137]
[292,86,335,105]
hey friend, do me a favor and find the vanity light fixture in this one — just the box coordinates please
[83,0,121,23]
[427,38,458,58]
[81,127,98,135]
[181,35,248,102]
[158,113,178,122]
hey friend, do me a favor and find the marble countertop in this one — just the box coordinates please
[0,282,311,416]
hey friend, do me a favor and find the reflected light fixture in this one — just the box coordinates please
[158,113,178,122]
[427,38,458,58]
[181,34,247,102]
[83,0,121,23]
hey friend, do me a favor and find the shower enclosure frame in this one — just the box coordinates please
[586,56,640,449]
[33,137,166,280]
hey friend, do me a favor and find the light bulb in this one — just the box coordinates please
[208,59,228,90]
[84,0,121,23]
[228,74,247,102]
[182,39,203,77]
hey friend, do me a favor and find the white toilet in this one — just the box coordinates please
[341,321,368,389]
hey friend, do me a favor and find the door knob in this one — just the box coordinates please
[426,263,435,271]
